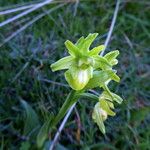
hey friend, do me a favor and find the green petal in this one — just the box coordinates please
[50,56,74,72]
[92,102,106,134]
[93,56,111,70]
[65,67,93,90]
[88,45,105,56]
[100,99,116,116]
[65,40,81,57]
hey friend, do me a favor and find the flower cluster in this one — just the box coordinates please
[51,33,123,134]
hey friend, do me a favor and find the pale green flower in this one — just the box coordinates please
[51,33,106,90]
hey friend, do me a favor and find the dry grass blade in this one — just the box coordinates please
[100,0,120,56]
[49,103,77,150]
[0,4,66,47]
[0,4,36,15]
[0,0,54,28]
[0,0,67,15]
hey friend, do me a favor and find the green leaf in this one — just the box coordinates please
[130,107,150,126]
[104,50,119,66]
[45,141,69,150]
[21,100,40,136]
[65,66,93,90]
[65,40,80,57]
[79,93,99,102]
[88,45,105,56]
[92,102,106,134]
[37,120,51,148]
[50,56,74,72]
[20,142,31,150]
[93,56,111,70]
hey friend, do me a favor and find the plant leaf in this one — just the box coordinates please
[45,141,69,150]
[130,107,150,126]
[79,93,99,101]
[36,119,51,148]
[50,56,74,72]
[21,100,40,137]
[20,141,31,150]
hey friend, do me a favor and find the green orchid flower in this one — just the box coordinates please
[37,33,124,147]
[92,90,123,134]
[92,100,115,134]
[51,33,107,90]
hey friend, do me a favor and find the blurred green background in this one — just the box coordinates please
[0,0,149,149]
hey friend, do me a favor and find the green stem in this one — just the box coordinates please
[51,90,84,127]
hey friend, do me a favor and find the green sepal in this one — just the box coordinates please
[106,70,120,83]
[75,33,99,53]
[104,50,119,66]
[65,66,93,90]
[85,70,120,89]
[75,36,85,49]
[65,40,81,57]
[100,91,123,104]
[50,56,74,72]
[112,93,123,104]
[83,33,99,51]
[88,45,105,56]
[92,102,106,134]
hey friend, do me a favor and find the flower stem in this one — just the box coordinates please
[51,90,83,127]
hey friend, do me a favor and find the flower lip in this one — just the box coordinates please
[99,108,108,121]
